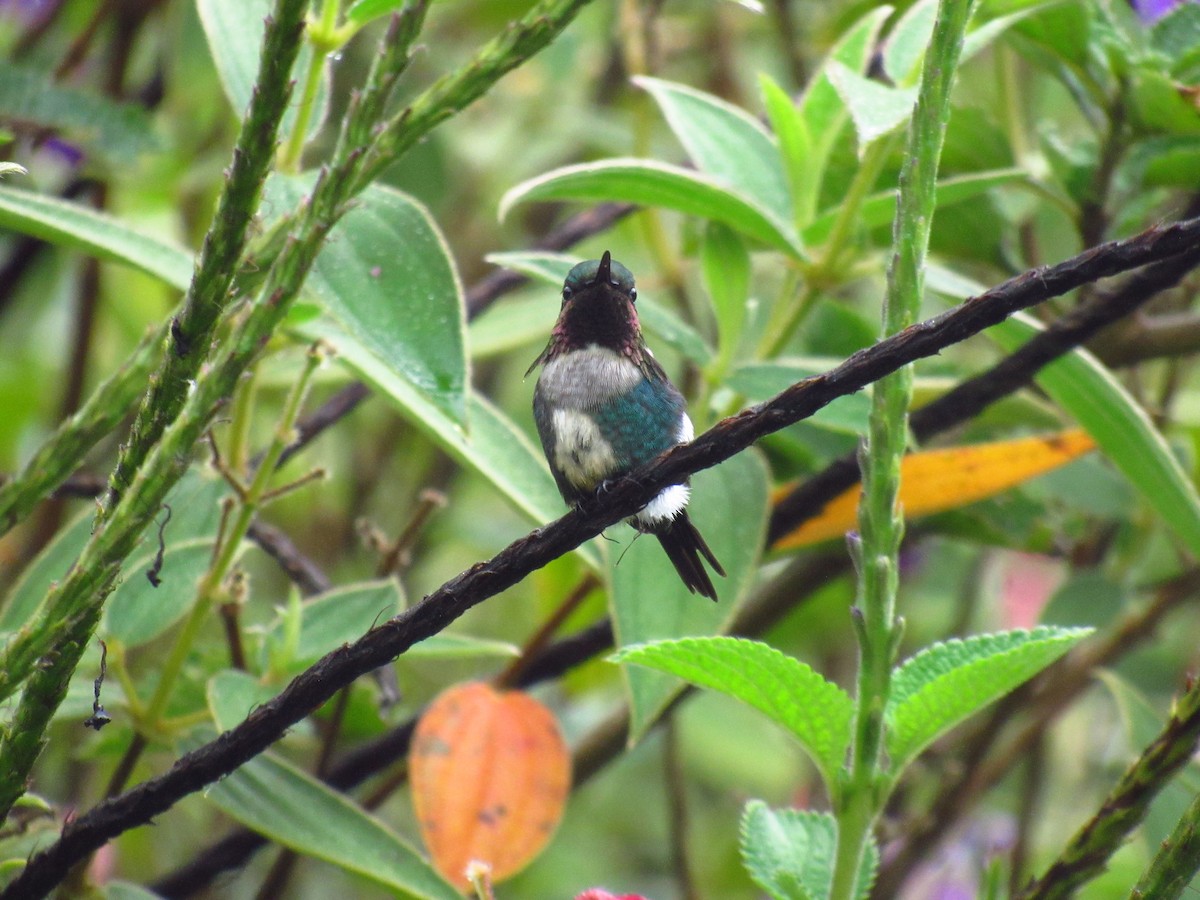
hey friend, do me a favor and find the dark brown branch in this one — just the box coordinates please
[9,215,1200,900]
[767,219,1200,544]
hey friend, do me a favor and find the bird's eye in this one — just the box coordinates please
[562,286,573,299]
[629,288,637,302]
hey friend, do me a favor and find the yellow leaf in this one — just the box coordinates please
[772,429,1096,550]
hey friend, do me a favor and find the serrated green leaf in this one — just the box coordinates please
[0,64,160,166]
[0,185,192,289]
[988,312,1200,560]
[635,75,792,223]
[201,744,459,899]
[740,801,878,900]
[499,159,804,259]
[886,626,1091,769]
[269,176,467,424]
[197,0,328,140]
[615,635,852,790]
[612,454,770,745]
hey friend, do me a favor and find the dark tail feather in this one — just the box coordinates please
[655,513,725,601]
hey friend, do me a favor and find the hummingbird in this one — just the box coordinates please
[528,251,725,600]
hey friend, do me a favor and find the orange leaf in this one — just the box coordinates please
[772,429,1096,550]
[410,681,571,889]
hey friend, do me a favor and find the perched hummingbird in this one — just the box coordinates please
[528,251,725,600]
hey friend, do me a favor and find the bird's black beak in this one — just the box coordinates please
[594,250,612,287]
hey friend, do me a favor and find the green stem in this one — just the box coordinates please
[104,0,307,516]
[142,345,324,730]
[279,0,340,172]
[1131,781,1200,899]
[1021,677,1200,900]
[828,1,975,898]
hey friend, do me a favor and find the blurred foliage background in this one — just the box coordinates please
[2,0,1200,897]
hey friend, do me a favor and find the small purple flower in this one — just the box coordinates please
[1133,0,1194,23]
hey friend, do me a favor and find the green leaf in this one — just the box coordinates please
[269,176,467,424]
[728,359,870,435]
[702,221,751,374]
[104,539,242,648]
[612,453,770,744]
[484,251,713,364]
[988,312,1200,560]
[740,802,878,900]
[801,168,1025,245]
[827,62,917,147]
[260,580,402,674]
[197,0,328,140]
[794,5,893,223]
[0,64,160,166]
[407,634,521,659]
[499,159,804,259]
[886,626,1091,769]
[0,469,228,631]
[201,745,459,899]
[346,0,412,27]
[208,669,279,732]
[616,636,852,791]
[0,186,192,289]
[883,0,938,84]
[635,75,792,223]
[759,73,811,228]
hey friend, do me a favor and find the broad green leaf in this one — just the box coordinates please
[740,802,878,900]
[0,64,160,166]
[635,75,792,222]
[886,626,1090,769]
[827,62,917,147]
[0,469,228,630]
[759,74,811,229]
[499,159,804,259]
[0,186,192,289]
[484,251,713,364]
[608,452,770,742]
[104,539,243,648]
[197,0,329,140]
[202,746,459,899]
[728,359,870,435]
[702,221,751,374]
[468,293,550,358]
[801,168,1024,245]
[989,312,1200,560]
[269,176,467,424]
[616,636,852,790]
[260,580,401,674]
[295,316,599,568]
